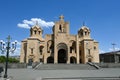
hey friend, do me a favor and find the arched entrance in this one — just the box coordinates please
[28,58,33,66]
[70,57,76,64]
[58,49,67,63]
[47,56,54,63]
[88,58,92,62]
[57,43,68,63]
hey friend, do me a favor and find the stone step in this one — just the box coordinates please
[34,64,97,70]
[42,77,120,80]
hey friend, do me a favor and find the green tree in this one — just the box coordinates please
[0,56,19,63]
[0,56,5,63]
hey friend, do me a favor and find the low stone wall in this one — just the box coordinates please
[0,63,27,68]
[96,63,120,68]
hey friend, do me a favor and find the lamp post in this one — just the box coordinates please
[0,35,17,78]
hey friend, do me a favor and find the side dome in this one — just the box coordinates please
[78,25,91,39]
[79,26,90,32]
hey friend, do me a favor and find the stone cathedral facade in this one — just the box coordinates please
[20,15,99,64]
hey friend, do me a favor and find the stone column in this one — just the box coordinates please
[44,55,47,64]
[54,45,58,64]
[20,42,24,63]
[76,35,80,64]
[67,46,70,64]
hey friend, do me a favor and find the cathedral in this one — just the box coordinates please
[20,15,99,64]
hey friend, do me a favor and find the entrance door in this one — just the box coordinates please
[47,57,54,63]
[58,49,67,63]
[70,57,76,63]
[28,59,33,66]
[88,58,92,62]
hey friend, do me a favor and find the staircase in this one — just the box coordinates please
[34,64,98,70]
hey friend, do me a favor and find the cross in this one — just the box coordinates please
[83,21,85,26]
[36,21,39,25]
[6,35,11,42]
[59,15,64,20]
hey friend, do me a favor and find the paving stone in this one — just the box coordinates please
[0,68,120,80]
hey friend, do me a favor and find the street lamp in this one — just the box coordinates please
[0,35,17,78]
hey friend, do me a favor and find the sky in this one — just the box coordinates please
[0,0,120,56]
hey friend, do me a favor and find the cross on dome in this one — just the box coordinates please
[59,15,64,20]
[35,21,39,26]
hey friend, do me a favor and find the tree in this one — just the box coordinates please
[0,56,5,63]
[0,56,19,63]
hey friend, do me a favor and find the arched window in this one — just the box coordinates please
[39,46,44,55]
[38,31,41,35]
[59,25,62,32]
[88,58,92,62]
[85,32,87,35]
[31,48,33,54]
[47,40,53,53]
[70,47,72,53]
[94,46,96,50]
[34,30,37,34]
[81,32,83,36]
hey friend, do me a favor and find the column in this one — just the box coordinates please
[67,46,70,64]
[54,46,58,64]
[20,42,24,63]
[44,55,47,64]
[76,35,80,64]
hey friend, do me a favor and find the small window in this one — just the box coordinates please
[94,46,96,50]
[34,30,37,34]
[81,32,83,36]
[40,46,44,55]
[31,48,33,54]
[38,31,41,35]
[70,47,72,53]
[59,25,62,31]
[85,32,87,35]
[40,49,42,55]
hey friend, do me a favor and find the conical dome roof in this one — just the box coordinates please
[79,25,90,32]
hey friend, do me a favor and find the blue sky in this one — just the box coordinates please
[0,0,120,55]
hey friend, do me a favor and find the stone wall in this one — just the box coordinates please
[0,63,27,68]
[96,63,120,68]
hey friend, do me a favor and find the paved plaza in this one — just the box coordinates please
[0,68,120,80]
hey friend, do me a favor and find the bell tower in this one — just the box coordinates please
[78,25,91,40]
[53,15,69,36]
[30,24,43,39]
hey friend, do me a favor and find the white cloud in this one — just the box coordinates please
[10,40,21,56]
[109,47,120,51]
[17,18,54,29]
[14,40,21,46]
[14,41,21,55]
[17,23,30,29]
[99,49,105,53]
[10,47,21,56]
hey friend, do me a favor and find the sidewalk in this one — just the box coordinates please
[0,68,120,80]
